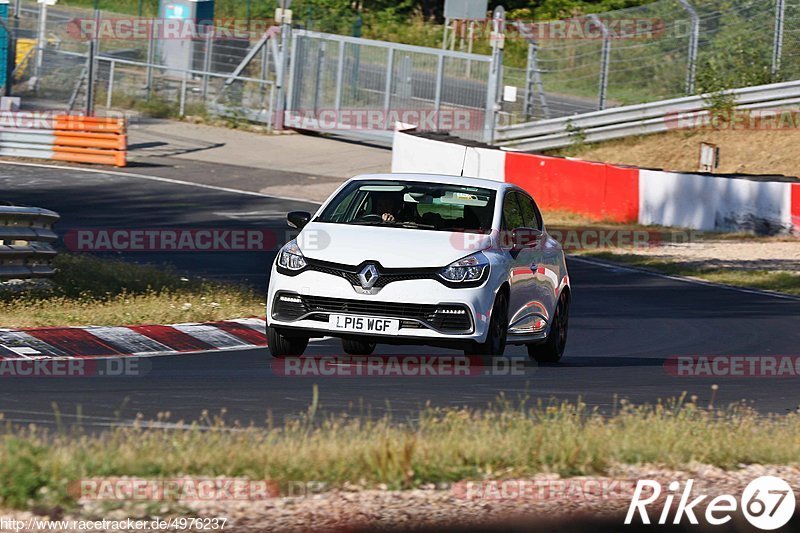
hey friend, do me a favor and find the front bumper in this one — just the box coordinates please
[267,267,498,343]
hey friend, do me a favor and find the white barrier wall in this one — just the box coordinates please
[392,131,798,234]
[391,131,505,181]
[638,170,793,232]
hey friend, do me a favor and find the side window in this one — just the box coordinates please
[502,192,524,230]
[517,193,542,230]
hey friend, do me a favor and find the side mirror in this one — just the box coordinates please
[287,211,312,229]
[512,227,544,249]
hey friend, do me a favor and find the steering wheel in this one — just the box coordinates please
[355,214,384,223]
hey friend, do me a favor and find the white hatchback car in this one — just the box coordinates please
[266,174,570,362]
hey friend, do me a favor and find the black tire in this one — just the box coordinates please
[527,291,569,363]
[342,337,376,355]
[267,326,309,357]
[465,291,508,356]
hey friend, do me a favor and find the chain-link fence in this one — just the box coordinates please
[7,0,800,141]
[10,0,277,123]
[287,31,491,141]
[508,0,797,121]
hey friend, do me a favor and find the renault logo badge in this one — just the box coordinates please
[358,263,380,289]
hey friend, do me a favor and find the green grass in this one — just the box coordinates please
[1,394,799,510]
[582,252,800,296]
[0,254,264,327]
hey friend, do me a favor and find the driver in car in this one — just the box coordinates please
[373,192,405,223]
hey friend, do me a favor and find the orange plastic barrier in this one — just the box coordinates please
[52,115,127,167]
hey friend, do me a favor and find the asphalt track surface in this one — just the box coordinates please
[0,162,799,428]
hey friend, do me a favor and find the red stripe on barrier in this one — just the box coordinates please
[792,183,800,233]
[504,153,639,222]
[128,325,216,352]
[25,328,124,357]
[210,321,267,345]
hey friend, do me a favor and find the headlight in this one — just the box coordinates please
[439,252,489,283]
[277,240,307,271]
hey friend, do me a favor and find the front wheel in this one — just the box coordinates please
[267,326,309,358]
[527,291,569,363]
[465,291,508,356]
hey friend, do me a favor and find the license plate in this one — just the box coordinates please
[328,314,399,335]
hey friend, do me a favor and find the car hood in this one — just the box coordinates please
[298,222,491,268]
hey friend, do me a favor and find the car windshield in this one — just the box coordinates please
[316,180,496,233]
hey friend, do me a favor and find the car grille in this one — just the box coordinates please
[272,293,472,333]
[304,259,440,289]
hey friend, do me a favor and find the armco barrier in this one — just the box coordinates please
[392,130,799,234]
[0,115,127,167]
[0,206,59,280]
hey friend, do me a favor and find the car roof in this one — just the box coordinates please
[350,173,511,191]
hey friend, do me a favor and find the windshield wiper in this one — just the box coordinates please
[395,221,436,229]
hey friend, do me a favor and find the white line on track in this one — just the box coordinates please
[570,255,800,302]
[0,160,320,205]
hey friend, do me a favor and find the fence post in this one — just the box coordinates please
[106,58,114,109]
[590,14,610,110]
[679,0,699,94]
[313,40,325,114]
[334,39,344,112]
[524,40,549,119]
[179,71,187,117]
[483,6,505,144]
[433,54,444,130]
[275,0,293,130]
[383,46,394,116]
[772,0,785,78]
[85,8,100,116]
[202,30,213,98]
[31,0,47,92]
[145,21,155,99]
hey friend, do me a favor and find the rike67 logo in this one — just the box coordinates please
[625,476,796,529]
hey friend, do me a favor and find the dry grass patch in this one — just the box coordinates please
[1,395,799,510]
[0,255,264,327]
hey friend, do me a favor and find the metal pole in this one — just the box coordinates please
[433,54,444,130]
[179,72,187,116]
[466,20,474,77]
[86,41,95,114]
[772,0,785,78]
[312,40,325,114]
[334,39,344,112]
[483,6,504,144]
[590,14,610,110]
[145,20,155,98]
[32,0,47,92]
[106,58,114,108]
[274,0,293,130]
[85,8,99,115]
[246,0,251,32]
[442,17,449,50]
[679,0,699,94]
[524,40,549,119]
[138,0,143,17]
[383,46,394,115]
[202,30,212,98]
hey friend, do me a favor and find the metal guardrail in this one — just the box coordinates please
[0,206,59,280]
[495,80,800,151]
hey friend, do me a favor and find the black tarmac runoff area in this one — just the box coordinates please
[0,162,798,428]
